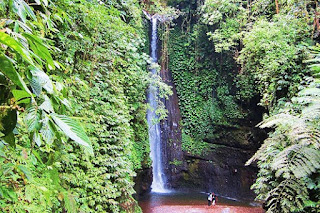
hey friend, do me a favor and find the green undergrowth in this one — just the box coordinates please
[168,21,246,155]
[52,1,150,212]
[0,0,151,212]
[199,0,320,211]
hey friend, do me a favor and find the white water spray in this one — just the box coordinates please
[147,16,168,193]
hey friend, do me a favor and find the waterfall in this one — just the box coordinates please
[147,16,168,193]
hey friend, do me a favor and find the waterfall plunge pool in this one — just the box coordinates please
[138,191,265,213]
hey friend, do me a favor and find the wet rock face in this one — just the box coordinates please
[181,148,257,199]
[177,127,267,200]
[134,168,152,197]
[204,126,267,150]
[160,68,186,188]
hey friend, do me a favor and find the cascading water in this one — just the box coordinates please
[147,16,168,193]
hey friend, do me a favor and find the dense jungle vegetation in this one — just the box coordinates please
[0,0,152,212]
[166,0,320,212]
[0,0,319,213]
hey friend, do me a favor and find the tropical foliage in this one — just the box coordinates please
[0,0,153,212]
[198,0,320,212]
[167,9,247,155]
[167,0,320,211]
[1,0,319,212]
[246,66,320,212]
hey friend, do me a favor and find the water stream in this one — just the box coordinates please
[147,16,167,193]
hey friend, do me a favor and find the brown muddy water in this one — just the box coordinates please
[138,191,265,213]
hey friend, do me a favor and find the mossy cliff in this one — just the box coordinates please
[160,1,267,199]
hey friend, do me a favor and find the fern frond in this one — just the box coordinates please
[296,87,320,120]
[271,144,320,179]
[291,147,320,178]
[298,88,320,97]
[293,96,320,104]
[258,113,320,148]
[271,145,299,178]
[246,136,281,165]
[301,102,320,120]
[288,124,320,148]
[265,178,308,213]
[251,68,320,212]
[258,113,294,129]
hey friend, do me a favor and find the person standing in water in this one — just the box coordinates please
[211,192,217,206]
[208,192,217,206]
[207,193,213,206]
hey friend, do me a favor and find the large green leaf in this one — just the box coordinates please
[33,131,42,147]
[39,95,54,113]
[2,132,15,148]
[25,106,41,132]
[0,54,32,95]
[51,114,93,153]
[23,33,55,68]
[32,150,43,164]
[15,21,32,33]
[17,165,32,180]
[30,75,42,96]
[11,0,37,23]
[12,90,31,104]
[30,66,53,94]
[40,116,55,144]
[0,32,33,64]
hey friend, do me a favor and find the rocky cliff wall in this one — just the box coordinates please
[160,67,186,188]
[178,127,267,200]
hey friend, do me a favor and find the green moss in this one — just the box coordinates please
[169,159,183,166]
[181,132,209,156]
